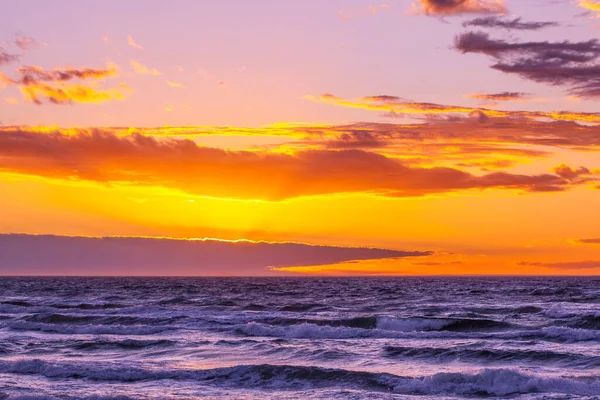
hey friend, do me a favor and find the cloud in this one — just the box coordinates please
[572,238,600,245]
[166,80,184,88]
[0,64,127,105]
[127,35,144,50]
[0,129,591,200]
[455,31,600,98]
[578,1,600,17]
[467,91,529,101]
[0,234,430,276]
[15,34,37,50]
[0,46,19,65]
[20,81,128,105]
[463,16,558,30]
[130,60,160,75]
[552,164,591,181]
[306,93,600,123]
[413,0,506,16]
[3,97,18,105]
[519,260,600,270]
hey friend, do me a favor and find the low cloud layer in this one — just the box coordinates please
[0,234,429,276]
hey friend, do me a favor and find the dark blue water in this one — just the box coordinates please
[0,277,599,399]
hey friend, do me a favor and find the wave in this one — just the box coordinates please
[384,346,600,368]
[237,316,515,339]
[1,360,599,396]
[72,339,175,351]
[8,321,171,335]
[22,313,184,326]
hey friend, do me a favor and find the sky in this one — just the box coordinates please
[0,0,599,275]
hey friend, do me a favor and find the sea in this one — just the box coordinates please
[0,277,599,399]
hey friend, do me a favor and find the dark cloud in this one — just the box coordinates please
[0,234,430,276]
[467,91,529,101]
[0,129,587,200]
[455,31,600,97]
[463,17,558,31]
[416,0,507,16]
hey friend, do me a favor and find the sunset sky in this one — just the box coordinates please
[1,0,599,275]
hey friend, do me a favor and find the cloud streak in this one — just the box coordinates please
[306,93,600,123]
[127,35,144,50]
[467,91,529,101]
[463,17,558,31]
[519,260,600,270]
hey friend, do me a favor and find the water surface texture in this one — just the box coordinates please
[1,277,599,399]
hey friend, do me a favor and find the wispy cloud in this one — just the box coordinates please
[466,91,529,101]
[15,34,37,50]
[0,46,19,65]
[3,97,18,105]
[166,80,184,88]
[130,60,160,75]
[127,35,144,50]
[305,93,600,123]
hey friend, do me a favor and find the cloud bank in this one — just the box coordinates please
[0,234,429,276]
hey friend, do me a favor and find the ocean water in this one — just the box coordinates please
[0,277,599,399]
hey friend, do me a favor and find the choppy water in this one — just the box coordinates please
[0,277,599,399]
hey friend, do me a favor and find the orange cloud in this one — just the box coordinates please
[3,97,19,104]
[166,80,184,88]
[20,81,128,105]
[127,35,144,50]
[306,93,600,123]
[0,63,126,105]
[0,129,593,201]
[578,0,600,16]
[414,0,506,16]
[130,60,160,75]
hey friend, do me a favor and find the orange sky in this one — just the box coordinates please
[0,0,599,275]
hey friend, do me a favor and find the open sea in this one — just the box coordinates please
[0,277,599,399]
